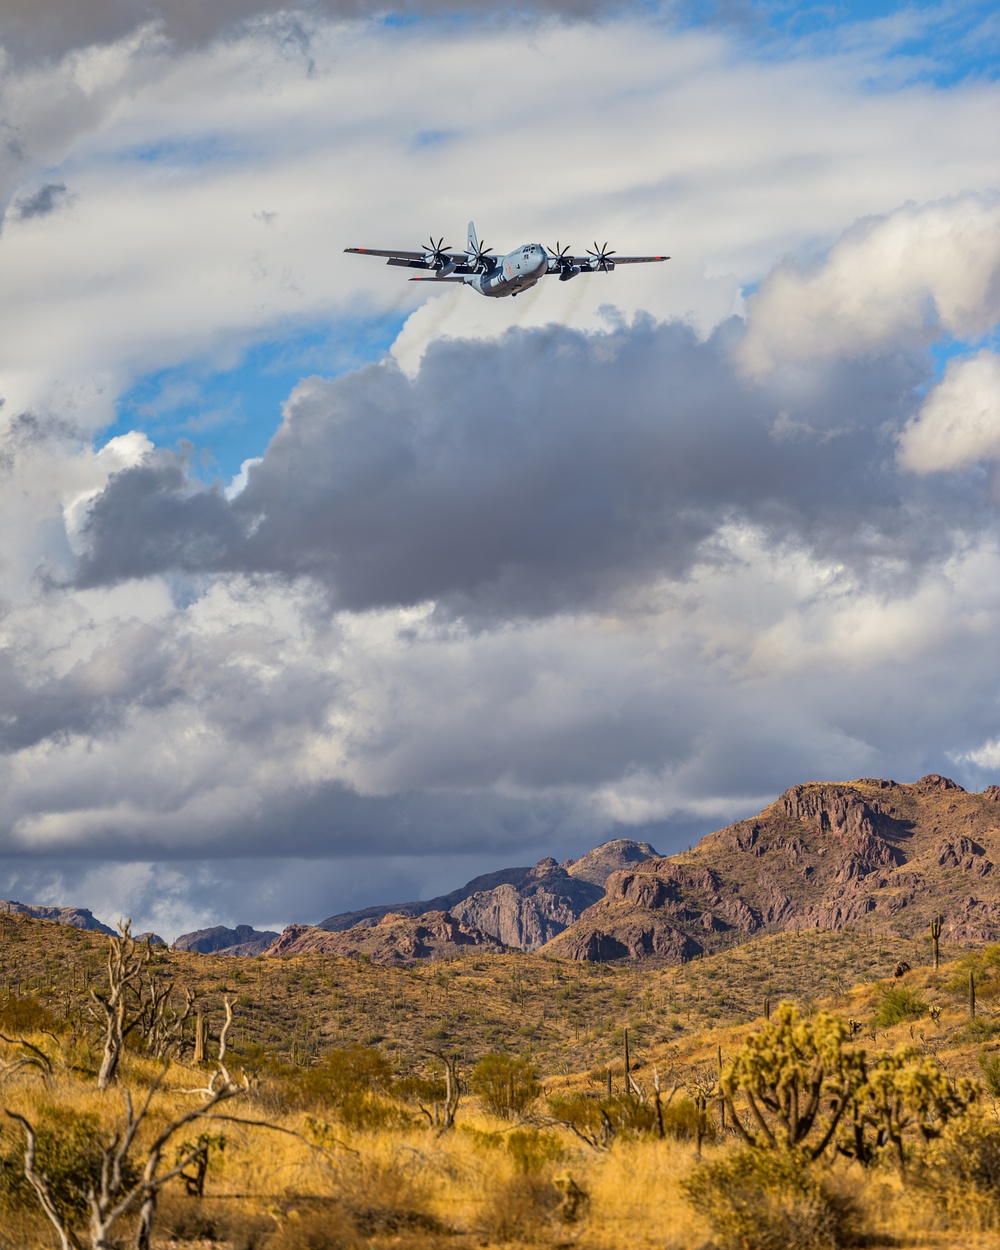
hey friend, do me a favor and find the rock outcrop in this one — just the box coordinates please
[563,839,660,887]
[0,900,116,936]
[265,911,505,964]
[317,839,659,951]
[543,776,1000,963]
[173,924,279,957]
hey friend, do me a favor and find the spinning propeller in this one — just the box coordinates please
[422,237,454,269]
[466,238,495,270]
[586,241,617,271]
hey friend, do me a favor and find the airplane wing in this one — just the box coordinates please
[602,255,669,264]
[553,254,670,269]
[344,246,471,271]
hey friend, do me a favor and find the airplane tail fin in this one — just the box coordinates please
[467,221,478,256]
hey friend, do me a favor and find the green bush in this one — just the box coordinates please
[291,1044,393,1104]
[953,1016,1000,1045]
[0,1105,138,1219]
[547,1091,658,1147]
[506,1129,564,1173]
[977,1050,1000,1098]
[288,1045,406,1131]
[914,1114,1000,1230]
[470,1053,541,1121]
[682,1148,862,1250]
[661,1097,711,1142]
[0,997,58,1033]
[873,985,927,1027]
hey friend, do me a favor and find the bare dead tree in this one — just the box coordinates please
[142,983,195,1062]
[6,1046,249,1250]
[0,1033,53,1084]
[427,1049,461,1134]
[89,923,150,1091]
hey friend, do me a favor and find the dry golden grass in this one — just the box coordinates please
[3,1046,1000,1250]
[5,913,1000,1247]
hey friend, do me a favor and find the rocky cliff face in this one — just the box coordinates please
[265,911,505,964]
[317,840,659,952]
[542,776,1000,963]
[173,924,279,956]
[450,859,603,950]
[0,900,116,936]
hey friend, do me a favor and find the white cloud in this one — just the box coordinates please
[958,737,1000,770]
[740,196,1000,374]
[898,350,1000,473]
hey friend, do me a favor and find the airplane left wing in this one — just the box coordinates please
[601,255,670,264]
[552,254,670,268]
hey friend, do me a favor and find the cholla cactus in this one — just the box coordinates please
[860,1046,977,1173]
[721,1002,866,1160]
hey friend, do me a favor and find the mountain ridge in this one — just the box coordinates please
[542,774,1000,962]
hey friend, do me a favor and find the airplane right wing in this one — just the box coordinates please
[344,247,474,272]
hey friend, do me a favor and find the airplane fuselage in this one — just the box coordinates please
[467,243,548,298]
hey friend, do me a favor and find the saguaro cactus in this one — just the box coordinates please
[930,914,942,971]
[193,1011,207,1064]
[970,969,977,1018]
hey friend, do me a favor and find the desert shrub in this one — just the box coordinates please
[0,1104,138,1219]
[478,1173,563,1244]
[471,1053,541,1120]
[661,1097,710,1142]
[547,1091,658,1147]
[291,1044,393,1106]
[334,1155,440,1238]
[394,1072,447,1124]
[289,1045,406,1130]
[267,1209,361,1250]
[977,1050,1000,1098]
[873,984,927,1027]
[912,1114,1000,1230]
[506,1129,564,1173]
[0,996,58,1032]
[952,1016,1000,1045]
[682,1148,863,1250]
[155,1195,274,1247]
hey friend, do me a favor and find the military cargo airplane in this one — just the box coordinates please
[345,222,669,298]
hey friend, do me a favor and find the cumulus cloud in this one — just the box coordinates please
[898,350,1000,473]
[740,195,1000,374]
[73,318,967,618]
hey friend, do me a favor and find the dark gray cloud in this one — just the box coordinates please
[12,182,73,221]
[0,0,646,63]
[75,318,983,619]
